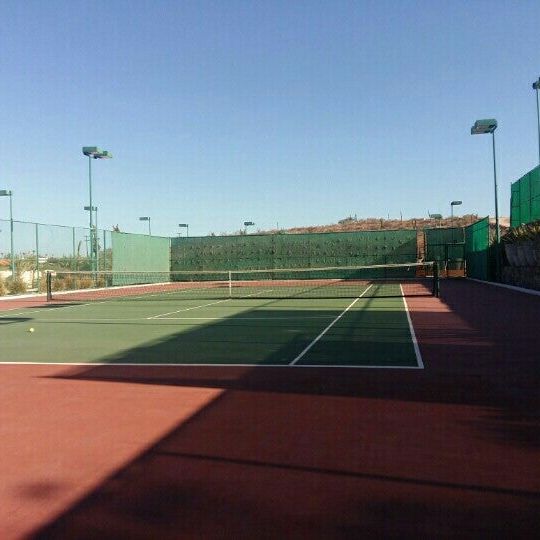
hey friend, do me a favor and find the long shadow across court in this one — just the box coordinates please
[27,281,540,537]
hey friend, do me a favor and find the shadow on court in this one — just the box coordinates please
[26,280,540,537]
[0,317,32,325]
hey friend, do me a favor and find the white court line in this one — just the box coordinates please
[400,284,424,369]
[153,315,334,321]
[469,278,540,296]
[0,301,108,318]
[147,289,275,320]
[42,283,226,313]
[1,315,336,323]
[147,298,233,319]
[0,292,47,301]
[289,285,373,365]
[0,310,43,318]
[0,306,41,314]
[25,318,152,322]
[0,361,423,368]
[0,299,118,319]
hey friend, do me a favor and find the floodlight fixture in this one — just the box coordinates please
[470,119,497,135]
[450,200,462,221]
[243,221,255,234]
[82,147,113,159]
[139,216,151,235]
[178,223,189,237]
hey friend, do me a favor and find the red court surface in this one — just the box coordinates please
[1,279,539,538]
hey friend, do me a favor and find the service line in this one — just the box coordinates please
[289,285,373,365]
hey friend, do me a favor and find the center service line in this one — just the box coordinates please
[147,289,275,319]
[147,298,233,319]
[289,285,373,365]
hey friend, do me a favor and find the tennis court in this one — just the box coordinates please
[0,265,434,368]
[1,276,540,538]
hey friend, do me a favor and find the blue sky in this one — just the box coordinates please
[0,0,539,237]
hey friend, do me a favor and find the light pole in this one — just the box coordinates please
[0,190,14,276]
[428,213,442,227]
[139,216,151,235]
[82,147,112,272]
[450,200,462,221]
[471,119,500,278]
[178,223,189,237]
[533,77,540,165]
[244,221,255,234]
[450,201,462,244]
[84,206,98,269]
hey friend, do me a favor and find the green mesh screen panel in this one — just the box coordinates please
[424,227,465,270]
[465,217,490,280]
[510,165,540,227]
[171,230,418,272]
[112,232,170,283]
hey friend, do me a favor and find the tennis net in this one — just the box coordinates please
[46,262,439,303]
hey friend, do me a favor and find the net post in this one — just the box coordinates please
[432,261,440,297]
[46,271,52,301]
[228,271,232,298]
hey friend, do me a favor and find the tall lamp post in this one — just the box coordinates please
[471,118,500,279]
[533,77,540,165]
[139,216,151,235]
[178,223,189,237]
[84,206,98,269]
[450,200,462,221]
[244,221,255,234]
[0,189,14,276]
[450,201,462,244]
[428,213,442,227]
[82,147,112,272]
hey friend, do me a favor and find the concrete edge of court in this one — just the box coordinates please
[468,278,540,297]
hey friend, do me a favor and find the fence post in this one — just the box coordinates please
[433,261,440,297]
[46,271,52,301]
[35,223,39,288]
[72,227,76,270]
[103,230,107,271]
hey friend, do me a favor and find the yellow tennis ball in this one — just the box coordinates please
[28,328,35,333]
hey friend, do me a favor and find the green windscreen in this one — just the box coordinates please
[465,217,490,280]
[112,232,170,283]
[424,227,465,273]
[171,229,418,272]
[510,165,540,227]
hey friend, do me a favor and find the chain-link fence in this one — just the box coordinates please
[0,219,112,291]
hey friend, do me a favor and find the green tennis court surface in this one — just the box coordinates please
[0,286,423,368]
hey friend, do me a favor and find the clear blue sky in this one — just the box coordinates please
[1,0,539,237]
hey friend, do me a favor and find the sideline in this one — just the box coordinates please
[469,278,540,297]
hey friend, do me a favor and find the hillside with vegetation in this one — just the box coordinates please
[242,214,486,236]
